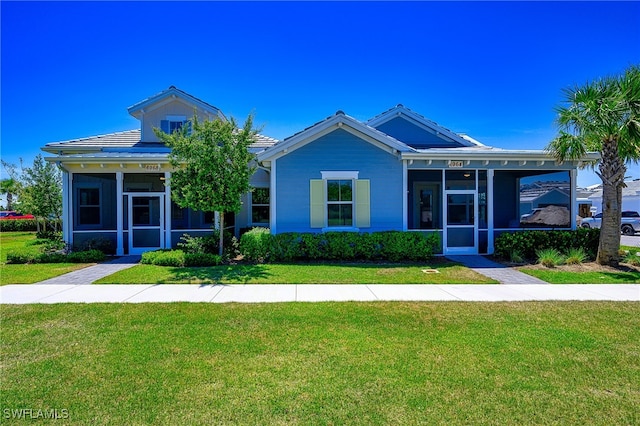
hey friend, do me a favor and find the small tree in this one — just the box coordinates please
[547,65,640,266]
[19,155,62,232]
[0,178,20,211]
[155,115,257,256]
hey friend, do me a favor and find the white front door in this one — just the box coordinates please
[127,194,164,255]
[444,190,477,254]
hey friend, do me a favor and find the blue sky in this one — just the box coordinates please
[2,1,639,188]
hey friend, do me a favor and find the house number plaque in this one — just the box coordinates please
[144,164,161,171]
[448,161,464,168]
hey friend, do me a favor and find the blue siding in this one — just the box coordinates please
[275,128,403,233]
[374,117,463,148]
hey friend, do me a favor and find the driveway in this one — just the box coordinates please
[621,234,640,247]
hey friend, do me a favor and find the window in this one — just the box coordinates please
[160,116,190,135]
[327,180,353,227]
[78,188,100,225]
[311,172,369,229]
[251,187,270,225]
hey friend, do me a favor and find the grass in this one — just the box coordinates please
[518,267,640,284]
[0,232,93,285]
[94,261,497,284]
[1,302,638,425]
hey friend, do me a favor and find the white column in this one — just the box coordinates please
[570,168,577,230]
[270,160,277,234]
[487,169,495,255]
[116,172,124,255]
[164,171,171,249]
[402,160,408,231]
[62,170,71,245]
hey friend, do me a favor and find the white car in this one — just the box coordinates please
[581,211,640,235]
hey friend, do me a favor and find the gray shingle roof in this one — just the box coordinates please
[42,129,278,154]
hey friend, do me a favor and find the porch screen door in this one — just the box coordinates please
[445,191,477,254]
[128,194,164,254]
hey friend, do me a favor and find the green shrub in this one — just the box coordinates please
[263,231,439,263]
[37,252,69,263]
[185,252,222,267]
[0,220,38,232]
[141,249,222,267]
[622,251,640,266]
[537,248,564,268]
[565,247,587,265]
[142,250,186,267]
[75,237,115,255]
[67,249,106,263]
[6,250,37,264]
[178,230,238,257]
[495,228,599,261]
[239,227,272,262]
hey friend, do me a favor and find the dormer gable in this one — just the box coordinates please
[367,105,483,149]
[127,86,226,142]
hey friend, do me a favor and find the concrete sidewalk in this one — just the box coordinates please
[1,283,638,304]
[446,255,548,284]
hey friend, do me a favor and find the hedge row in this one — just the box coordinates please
[141,250,222,267]
[6,249,106,264]
[494,228,600,261]
[239,228,440,263]
[0,219,62,232]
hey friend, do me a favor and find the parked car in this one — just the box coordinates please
[581,211,640,235]
[0,211,36,220]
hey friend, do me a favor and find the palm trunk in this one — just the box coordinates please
[595,137,625,266]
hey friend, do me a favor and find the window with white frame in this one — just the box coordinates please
[251,187,270,225]
[327,180,353,227]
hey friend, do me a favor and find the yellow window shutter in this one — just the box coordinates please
[355,179,370,228]
[310,179,324,228]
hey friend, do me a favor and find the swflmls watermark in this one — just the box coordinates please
[3,408,69,420]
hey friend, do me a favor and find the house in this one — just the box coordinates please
[43,87,598,256]
[587,179,640,215]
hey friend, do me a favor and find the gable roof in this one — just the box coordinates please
[257,110,415,162]
[367,104,483,148]
[127,86,226,121]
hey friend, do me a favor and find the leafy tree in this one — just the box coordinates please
[547,65,640,266]
[0,178,20,211]
[155,115,257,256]
[19,154,62,232]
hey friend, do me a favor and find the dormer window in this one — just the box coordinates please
[160,115,190,135]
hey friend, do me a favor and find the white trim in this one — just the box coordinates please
[62,170,71,245]
[324,178,355,229]
[570,169,577,230]
[270,159,277,234]
[126,193,165,255]
[116,172,124,255]
[402,160,408,231]
[487,169,494,255]
[164,171,172,249]
[321,171,359,180]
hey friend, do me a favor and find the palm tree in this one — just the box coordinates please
[547,65,640,266]
[0,178,20,211]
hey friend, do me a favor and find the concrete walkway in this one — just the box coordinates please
[1,283,638,304]
[446,255,548,284]
[1,254,638,304]
[35,255,142,285]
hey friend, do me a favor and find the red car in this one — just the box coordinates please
[0,211,35,220]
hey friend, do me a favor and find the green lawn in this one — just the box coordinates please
[518,267,640,283]
[0,232,93,284]
[94,262,497,284]
[1,302,638,425]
